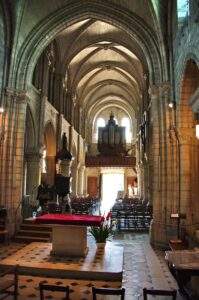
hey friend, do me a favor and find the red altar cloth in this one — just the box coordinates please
[35,214,104,227]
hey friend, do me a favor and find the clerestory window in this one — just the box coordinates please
[177,0,189,25]
[121,117,132,143]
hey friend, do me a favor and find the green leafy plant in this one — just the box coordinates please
[90,222,114,243]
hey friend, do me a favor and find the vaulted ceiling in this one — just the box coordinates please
[55,18,147,134]
[10,0,167,143]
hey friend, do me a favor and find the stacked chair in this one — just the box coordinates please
[70,196,100,214]
[111,198,152,231]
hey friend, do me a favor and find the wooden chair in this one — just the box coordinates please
[39,283,69,300]
[143,288,177,300]
[92,287,125,300]
[0,265,18,300]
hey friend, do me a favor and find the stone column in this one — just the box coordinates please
[0,88,27,234]
[149,83,174,247]
[46,156,55,185]
[71,94,76,126]
[78,165,85,196]
[71,164,78,196]
[25,151,42,197]
[123,170,127,195]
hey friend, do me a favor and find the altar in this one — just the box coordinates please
[35,214,104,257]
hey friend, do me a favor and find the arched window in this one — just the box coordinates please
[177,0,189,24]
[121,117,132,143]
[97,118,106,128]
[95,118,105,141]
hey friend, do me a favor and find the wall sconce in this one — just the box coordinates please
[0,107,4,113]
[168,101,176,109]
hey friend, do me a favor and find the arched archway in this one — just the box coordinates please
[43,122,56,185]
[177,58,199,236]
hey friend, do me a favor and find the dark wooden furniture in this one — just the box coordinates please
[0,207,8,243]
[169,239,188,251]
[165,250,199,299]
[39,283,69,300]
[0,266,18,300]
[92,287,125,300]
[143,288,177,300]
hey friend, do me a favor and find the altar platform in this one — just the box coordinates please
[0,240,123,281]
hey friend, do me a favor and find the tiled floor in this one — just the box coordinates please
[0,233,184,299]
[0,240,123,281]
[113,233,182,300]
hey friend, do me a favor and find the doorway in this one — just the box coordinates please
[101,169,124,215]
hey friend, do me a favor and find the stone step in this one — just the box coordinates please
[20,223,52,232]
[16,230,51,238]
[14,235,50,243]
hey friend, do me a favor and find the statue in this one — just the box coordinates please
[56,133,72,161]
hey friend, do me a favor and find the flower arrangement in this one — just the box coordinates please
[89,212,115,243]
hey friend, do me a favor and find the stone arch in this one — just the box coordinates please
[176,53,199,101]
[177,58,199,236]
[43,122,56,185]
[0,1,12,96]
[178,59,199,129]
[12,0,166,91]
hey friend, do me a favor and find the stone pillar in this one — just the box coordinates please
[0,88,27,234]
[123,170,127,195]
[25,151,42,198]
[71,164,78,196]
[71,94,76,126]
[46,156,55,185]
[78,165,85,196]
[149,83,174,247]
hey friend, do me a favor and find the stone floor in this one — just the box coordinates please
[0,233,183,299]
[0,241,123,281]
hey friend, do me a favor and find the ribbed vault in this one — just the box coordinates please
[12,0,167,145]
[56,18,146,138]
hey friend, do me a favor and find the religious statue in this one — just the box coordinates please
[56,132,72,161]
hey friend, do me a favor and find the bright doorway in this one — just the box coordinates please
[101,169,124,215]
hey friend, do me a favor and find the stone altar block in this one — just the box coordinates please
[50,225,87,257]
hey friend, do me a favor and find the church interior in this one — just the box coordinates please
[0,0,199,299]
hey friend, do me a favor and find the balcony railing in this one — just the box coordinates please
[85,155,136,167]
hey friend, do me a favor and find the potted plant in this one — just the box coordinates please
[89,219,115,247]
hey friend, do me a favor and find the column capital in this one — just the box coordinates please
[149,82,171,95]
[5,88,27,102]
[25,150,43,162]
